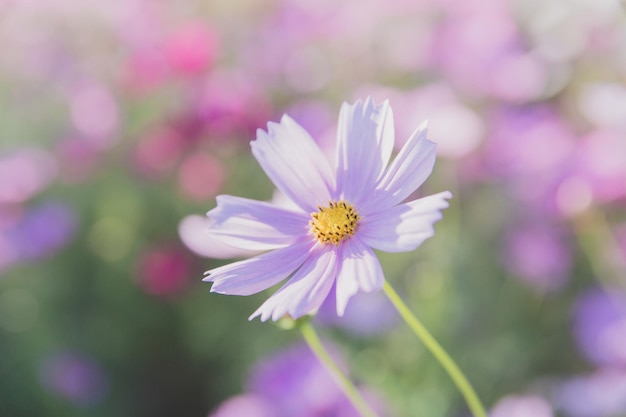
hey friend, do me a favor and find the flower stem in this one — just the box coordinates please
[383,281,487,417]
[298,319,378,417]
[572,208,626,291]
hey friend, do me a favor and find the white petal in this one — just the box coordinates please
[365,121,437,213]
[335,98,395,205]
[335,238,385,316]
[359,191,452,252]
[178,215,261,259]
[251,115,335,212]
[250,247,338,321]
[206,239,313,296]
[207,195,308,251]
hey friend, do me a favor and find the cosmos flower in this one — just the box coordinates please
[204,98,451,321]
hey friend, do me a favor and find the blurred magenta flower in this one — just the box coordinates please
[573,287,626,368]
[204,98,451,321]
[163,22,219,77]
[193,71,272,143]
[39,351,108,406]
[135,245,193,297]
[245,342,383,417]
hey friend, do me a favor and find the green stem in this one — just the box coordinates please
[383,281,487,417]
[572,208,626,291]
[298,319,378,417]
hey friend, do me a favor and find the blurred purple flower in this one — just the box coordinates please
[0,201,76,272]
[40,351,108,406]
[317,289,398,337]
[483,105,575,179]
[482,105,578,216]
[431,1,546,102]
[556,368,626,417]
[573,287,626,368]
[246,343,384,417]
[504,221,572,292]
[204,98,451,321]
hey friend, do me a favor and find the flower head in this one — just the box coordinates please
[204,98,451,321]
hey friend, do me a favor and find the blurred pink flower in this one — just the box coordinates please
[55,138,100,183]
[431,1,546,101]
[123,48,169,92]
[571,129,626,204]
[135,245,193,297]
[490,394,554,417]
[68,82,119,149]
[504,221,572,292]
[164,23,219,77]
[177,152,224,201]
[193,71,272,143]
[133,127,185,178]
[208,394,274,417]
[122,20,219,90]
[0,148,57,204]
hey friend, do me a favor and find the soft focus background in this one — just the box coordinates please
[1,0,626,416]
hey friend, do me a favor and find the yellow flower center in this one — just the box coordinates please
[309,200,360,245]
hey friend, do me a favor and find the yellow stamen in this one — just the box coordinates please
[310,200,360,245]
